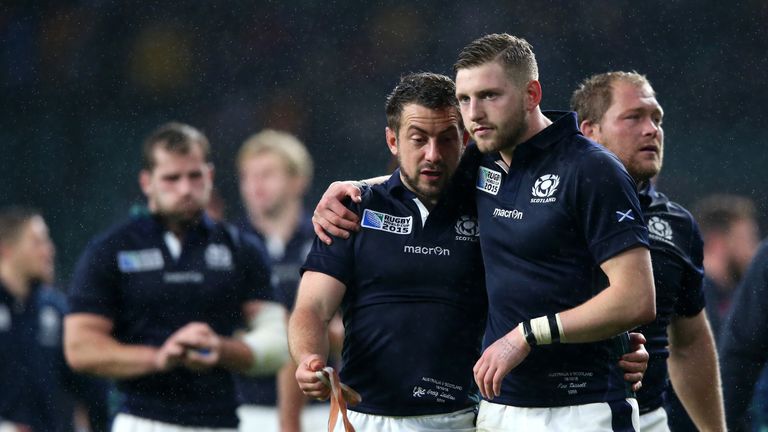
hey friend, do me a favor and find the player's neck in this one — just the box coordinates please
[499,108,552,166]
[0,262,31,302]
[249,200,302,244]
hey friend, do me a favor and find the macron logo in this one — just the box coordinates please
[403,245,450,256]
[492,208,524,220]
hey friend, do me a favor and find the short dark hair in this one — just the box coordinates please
[142,122,210,170]
[385,72,460,134]
[693,194,757,235]
[0,206,40,247]
[571,71,653,124]
[453,33,538,87]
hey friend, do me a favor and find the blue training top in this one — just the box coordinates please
[302,170,487,416]
[471,111,649,407]
[636,182,705,413]
[68,213,272,428]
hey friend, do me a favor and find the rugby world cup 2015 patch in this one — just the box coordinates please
[476,166,502,195]
[117,248,164,272]
[361,209,412,234]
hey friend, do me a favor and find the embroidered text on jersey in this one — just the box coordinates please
[403,245,451,256]
[530,174,560,203]
[117,248,164,272]
[477,166,502,195]
[492,208,524,220]
[361,209,412,234]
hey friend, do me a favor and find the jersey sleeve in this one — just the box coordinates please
[300,196,364,287]
[574,148,649,264]
[67,238,121,318]
[238,232,274,303]
[674,219,705,317]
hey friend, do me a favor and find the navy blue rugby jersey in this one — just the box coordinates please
[635,183,704,413]
[68,213,272,428]
[234,212,314,406]
[302,170,487,416]
[472,111,649,407]
[0,283,107,431]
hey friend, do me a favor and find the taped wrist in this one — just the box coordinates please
[241,302,290,376]
[521,313,566,346]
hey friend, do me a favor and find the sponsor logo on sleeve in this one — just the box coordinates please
[530,174,560,203]
[476,166,502,195]
[455,215,480,241]
[648,216,674,244]
[117,248,164,273]
[205,244,233,270]
[361,209,412,234]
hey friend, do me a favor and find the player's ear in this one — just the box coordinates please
[385,127,398,156]
[139,170,151,195]
[580,120,599,141]
[525,80,543,110]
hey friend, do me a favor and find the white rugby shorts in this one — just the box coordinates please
[111,413,238,432]
[330,406,476,432]
[476,398,639,432]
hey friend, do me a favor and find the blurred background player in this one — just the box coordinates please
[692,195,760,340]
[0,206,108,432]
[64,122,283,432]
[572,71,726,431]
[665,194,759,431]
[234,129,337,432]
[715,201,768,432]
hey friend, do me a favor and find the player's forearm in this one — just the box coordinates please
[288,306,331,364]
[669,318,726,431]
[65,332,158,379]
[217,337,256,373]
[278,360,307,432]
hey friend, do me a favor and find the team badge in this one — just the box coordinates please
[117,248,164,273]
[205,244,233,270]
[648,216,673,241]
[38,306,60,347]
[361,209,412,234]
[531,174,559,203]
[0,304,10,332]
[455,215,479,237]
[476,166,502,195]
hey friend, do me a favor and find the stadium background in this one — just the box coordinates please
[2,0,767,284]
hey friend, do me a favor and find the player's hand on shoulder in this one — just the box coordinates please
[295,354,331,400]
[312,181,362,245]
[620,332,648,392]
[473,326,531,400]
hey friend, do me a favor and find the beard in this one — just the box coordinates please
[474,100,529,155]
[399,161,449,204]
